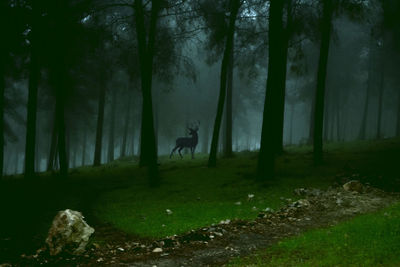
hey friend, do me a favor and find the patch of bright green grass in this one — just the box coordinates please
[93,153,333,238]
[229,202,400,267]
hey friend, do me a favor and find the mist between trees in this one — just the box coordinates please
[0,0,399,185]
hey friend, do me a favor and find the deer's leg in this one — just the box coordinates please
[191,147,194,159]
[178,147,183,159]
[170,146,178,158]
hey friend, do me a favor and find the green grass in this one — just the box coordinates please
[228,202,400,267]
[92,138,400,238]
[93,152,331,238]
[1,138,399,259]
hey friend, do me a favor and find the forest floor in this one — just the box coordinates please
[1,138,400,266]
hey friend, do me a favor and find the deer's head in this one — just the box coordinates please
[187,121,200,136]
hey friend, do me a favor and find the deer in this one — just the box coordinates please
[170,121,200,159]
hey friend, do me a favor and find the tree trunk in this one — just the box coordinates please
[0,52,4,179]
[257,0,285,180]
[121,92,132,158]
[224,46,234,158]
[47,113,57,171]
[82,126,87,166]
[208,0,240,167]
[108,89,117,162]
[93,76,106,166]
[24,6,40,178]
[135,0,160,186]
[313,0,333,165]
[376,67,384,139]
[397,88,400,136]
[55,90,68,177]
[275,0,293,154]
[358,31,374,140]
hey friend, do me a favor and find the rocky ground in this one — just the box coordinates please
[3,175,399,267]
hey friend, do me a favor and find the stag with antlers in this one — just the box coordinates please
[170,121,200,159]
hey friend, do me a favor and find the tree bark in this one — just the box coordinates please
[224,45,234,158]
[0,51,4,179]
[208,0,240,167]
[275,0,293,154]
[121,92,132,158]
[358,31,374,140]
[24,5,40,178]
[47,113,57,171]
[257,0,285,180]
[82,126,87,166]
[135,0,160,186]
[108,89,117,162]
[376,65,384,139]
[313,0,333,165]
[397,88,400,137]
[93,75,106,166]
[55,88,68,177]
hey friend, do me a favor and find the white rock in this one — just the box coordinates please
[46,209,94,256]
[153,248,163,253]
[166,209,173,215]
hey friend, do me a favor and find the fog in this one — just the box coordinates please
[1,0,399,177]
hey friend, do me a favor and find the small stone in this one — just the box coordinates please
[264,207,273,212]
[166,209,173,215]
[117,247,124,252]
[248,194,254,200]
[234,201,242,205]
[153,247,163,253]
[343,180,363,193]
[97,258,104,262]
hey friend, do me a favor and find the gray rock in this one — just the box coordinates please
[343,180,364,193]
[46,209,94,256]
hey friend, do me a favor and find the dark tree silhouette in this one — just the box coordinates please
[257,0,286,180]
[358,30,375,140]
[93,65,107,166]
[208,0,240,167]
[313,0,333,165]
[134,0,160,186]
[24,2,40,178]
[108,88,117,162]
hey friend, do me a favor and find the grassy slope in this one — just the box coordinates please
[92,138,400,238]
[0,138,399,257]
[229,202,400,267]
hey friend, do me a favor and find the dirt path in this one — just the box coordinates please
[11,182,400,267]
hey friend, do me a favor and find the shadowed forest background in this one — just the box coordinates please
[1,0,400,266]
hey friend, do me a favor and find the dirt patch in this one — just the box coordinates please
[4,182,399,267]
